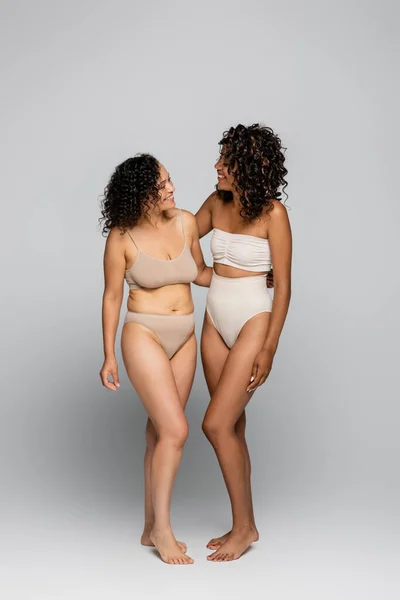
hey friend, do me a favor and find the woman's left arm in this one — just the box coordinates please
[183,210,212,287]
[249,202,292,391]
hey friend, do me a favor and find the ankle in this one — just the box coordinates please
[151,524,172,536]
[231,523,258,534]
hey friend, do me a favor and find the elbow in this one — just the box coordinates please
[274,280,291,298]
[103,290,123,306]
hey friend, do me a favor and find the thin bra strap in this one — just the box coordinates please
[179,209,186,243]
[126,230,139,250]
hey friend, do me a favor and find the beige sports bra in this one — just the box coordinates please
[125,209,198,290]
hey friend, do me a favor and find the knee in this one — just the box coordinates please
[160,419,189,449]
[202,416,230,445]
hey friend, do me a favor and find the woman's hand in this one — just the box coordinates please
[247,348,274,393]
[266,269,274,288]
[100,357,120,391]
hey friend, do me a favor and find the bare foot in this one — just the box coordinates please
[206,531,231,550]
[141,531,187,553]
[150,528,194,565]
[207,527,259,562]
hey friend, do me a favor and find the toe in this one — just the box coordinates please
[213,553,222,562]
[207,553,215,561]
[177,541,187,553]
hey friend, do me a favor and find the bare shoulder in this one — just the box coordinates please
[106,226,127,247]
[180,208,196,222]
[197,191,219,212]
[179,208,198,233]
[264,200,289,224]
[270,200,288,217]
[206,191,220,209]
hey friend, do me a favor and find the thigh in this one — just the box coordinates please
[201,311,247,433]
[121,323,186,435]
[170,332,197,409]
[200,311,230,396]
[204,312,271,428]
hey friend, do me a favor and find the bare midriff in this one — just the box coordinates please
[213,263,267,278]
[127,283,194,315]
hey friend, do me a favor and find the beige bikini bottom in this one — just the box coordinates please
[124,311,195,359]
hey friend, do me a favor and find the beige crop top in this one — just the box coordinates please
[125,210,198,290]
[211,228,272,272]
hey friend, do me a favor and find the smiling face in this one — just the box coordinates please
[156,163,176,209]
[214,149,236,192]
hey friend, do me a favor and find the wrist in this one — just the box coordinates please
[263,340,278,354]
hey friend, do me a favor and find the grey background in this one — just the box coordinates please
[1,0,399,598]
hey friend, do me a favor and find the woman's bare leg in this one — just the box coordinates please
[205,412,258,550]
[141,333,197,553]
[201,314,257,550]
[122,323,195,565]
[201,312,270,561]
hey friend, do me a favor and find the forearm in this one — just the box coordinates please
[263,283,291,353]
[102,294,123,359]
[194,265,212,287]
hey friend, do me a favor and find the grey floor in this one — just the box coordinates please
[2,491,398,600]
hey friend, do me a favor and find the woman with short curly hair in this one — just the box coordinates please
[99,154,211,565]
[196,123,292,562]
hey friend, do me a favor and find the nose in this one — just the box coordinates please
[214,158,222,170]
[166,179,175,192]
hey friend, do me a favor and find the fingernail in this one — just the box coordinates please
[250,376,254,382]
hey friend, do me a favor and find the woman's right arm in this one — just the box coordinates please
[195,192,216,239]
[99,229,126,391]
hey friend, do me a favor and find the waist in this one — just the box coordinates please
[213,263,269,279]
[125,310,194,320]
[127,283,194,315]
[211,269,267,283]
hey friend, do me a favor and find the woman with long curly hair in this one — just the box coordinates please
[99,154,211,565]
[196,123,292,561]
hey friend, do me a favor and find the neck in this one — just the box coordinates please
[141,210,167,228]
[232,188,242,207]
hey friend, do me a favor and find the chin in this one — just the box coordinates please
[164,200,175,209]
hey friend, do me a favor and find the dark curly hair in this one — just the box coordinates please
[217,123,288,221]
[99,153,161,236]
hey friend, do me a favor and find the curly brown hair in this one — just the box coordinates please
[217,123,288,221]
[99,154,161,236]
